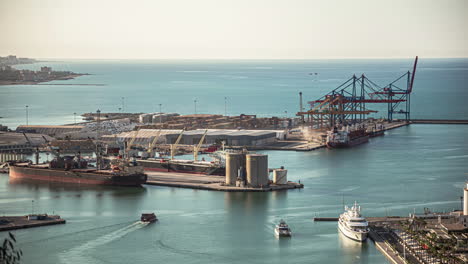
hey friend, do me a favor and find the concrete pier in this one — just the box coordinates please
[144,171,303,192]
[0,215,65,232]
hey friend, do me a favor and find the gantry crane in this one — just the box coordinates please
[297,56,418,128]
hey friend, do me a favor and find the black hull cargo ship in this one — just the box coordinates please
[9,157,147,187]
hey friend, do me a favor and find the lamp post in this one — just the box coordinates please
[158,104,162,126]
[25,105,29,125]
[194,99,198,115]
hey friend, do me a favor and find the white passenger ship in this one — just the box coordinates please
[338,202,369,242]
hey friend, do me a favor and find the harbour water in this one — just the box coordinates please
[1,124,467,264]
[0,59,467,263]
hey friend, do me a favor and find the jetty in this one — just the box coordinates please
[144,171,303,192]
[0,215,65,232]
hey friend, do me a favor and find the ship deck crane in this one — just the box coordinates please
[193,130,208,161]
[170,129,184,160]
[126,129,140,158]
[147,129,162,157]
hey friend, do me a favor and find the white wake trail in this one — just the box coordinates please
[59,221,148,264]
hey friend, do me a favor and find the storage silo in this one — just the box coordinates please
[273,169,288,184]
[225,153,244,185]
[246,154,269,188]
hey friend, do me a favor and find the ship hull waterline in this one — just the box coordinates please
[338,221,368,242]
[138,160,225,176]
[327,135,369,149]
[9,166,147,187]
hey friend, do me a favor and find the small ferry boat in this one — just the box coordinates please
[274,219,292,237]
[140,213,158,223]
[338,202,369,242]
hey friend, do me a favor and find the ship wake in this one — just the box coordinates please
[59,221,148,264]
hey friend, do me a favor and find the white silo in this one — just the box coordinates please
[273,169,288,184]
[246,154,269,188]
[225,153,244,186]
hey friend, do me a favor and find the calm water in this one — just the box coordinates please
[1,58,468,128]
[1,124,467,264]
[0,59,467,263]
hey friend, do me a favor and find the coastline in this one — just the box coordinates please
[0,73,88,86]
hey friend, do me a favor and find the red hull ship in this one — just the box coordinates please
[9,156,147,187]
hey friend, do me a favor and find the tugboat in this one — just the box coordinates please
[338,201,369,242]
[274,219,292,237]
[140,213,158,223]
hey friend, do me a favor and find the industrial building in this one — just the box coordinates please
[103,129,283,147]
[0,132,53,153]
[16,125,85,137]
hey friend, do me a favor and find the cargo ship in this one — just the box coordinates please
[9,156,147,187]
[326,126,369,148]
[136,148,247,175]
[137,158,225,175]
[366,124,385,138]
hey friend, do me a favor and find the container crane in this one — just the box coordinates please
[193,130,208,161]
[298,56,418,127]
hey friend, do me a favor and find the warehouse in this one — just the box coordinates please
[104,129,280,147]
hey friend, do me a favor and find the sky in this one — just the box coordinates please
[1,0,467,59]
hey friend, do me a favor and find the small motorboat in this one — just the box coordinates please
[141,213,158,223]
[274,219,292,237]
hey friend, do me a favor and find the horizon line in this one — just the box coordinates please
[6,56,468,61]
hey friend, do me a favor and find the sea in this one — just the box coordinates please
[0,59,467,264]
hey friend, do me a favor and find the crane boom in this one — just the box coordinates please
[147,129,162,155]
[170,129,184,160]
[193,130,208,161]
[126,129,140,157]
[408,56,418,93]
[22,132,32,146]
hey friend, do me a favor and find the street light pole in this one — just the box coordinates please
[25,105,29,125]
[158,104,162,126]
[194,99,197,115]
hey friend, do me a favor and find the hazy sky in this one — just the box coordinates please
[1,0,467,59]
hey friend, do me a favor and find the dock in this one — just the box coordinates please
[313,217,339,221]
[0,215,65,232]
[314,216,415,264]
[144,171,303,192]
[410,119,468,124]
